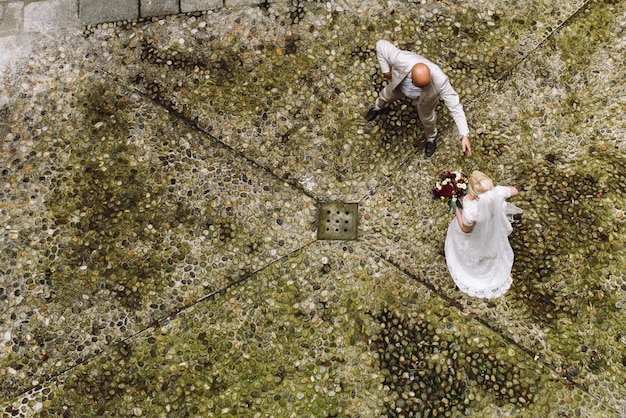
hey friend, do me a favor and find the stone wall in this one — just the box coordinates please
[79,0,281,25]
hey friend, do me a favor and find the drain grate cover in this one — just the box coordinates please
[317,202,358,240]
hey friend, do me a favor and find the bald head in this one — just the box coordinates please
[411,63,431,87]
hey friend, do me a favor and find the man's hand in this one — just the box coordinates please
[383,71,392,80]
[461,136,472,157]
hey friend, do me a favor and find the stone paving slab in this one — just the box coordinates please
[76,0,282,25]
[0,2,23,33]
[23,0,79,32]
[4,241,619,416]
[181,0,222,14]
[140,0,179,19]
[225,0,265,7]
[79,0,138,25]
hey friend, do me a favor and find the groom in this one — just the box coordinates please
[366,40,472,157]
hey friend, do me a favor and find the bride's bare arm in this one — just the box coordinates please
[456,207,474,233]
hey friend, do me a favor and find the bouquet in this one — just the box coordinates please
[432,170,468,213]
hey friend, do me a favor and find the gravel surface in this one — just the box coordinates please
[1,0,625,416]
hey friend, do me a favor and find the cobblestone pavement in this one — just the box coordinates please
[1,1,626,417]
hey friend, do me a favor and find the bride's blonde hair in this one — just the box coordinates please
[469,171,494,197]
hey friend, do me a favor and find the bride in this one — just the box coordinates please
[445,171,522,298]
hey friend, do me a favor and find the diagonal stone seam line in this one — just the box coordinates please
[467,0,595,106]
[99,69,372,244]
[99,68,320,203]
[373,250,620,414]
[108,67,367,240]
[4,240,319,404]
[360,0,597,204]
[4,66,328,404]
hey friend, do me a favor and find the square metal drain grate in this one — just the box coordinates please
[317,202,358,240]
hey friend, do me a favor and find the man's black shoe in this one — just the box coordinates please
[425,141,437,157]
[365,108,380,121]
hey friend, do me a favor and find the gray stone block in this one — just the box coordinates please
[224,0,281,8]
[225,0,263,7]
[24,0,80,32]
[79,0,139,25]
[0,2,23,34]
[180,0,222,14]
[140,0,179,18]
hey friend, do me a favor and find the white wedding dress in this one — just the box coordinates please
[445,186,522,298]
